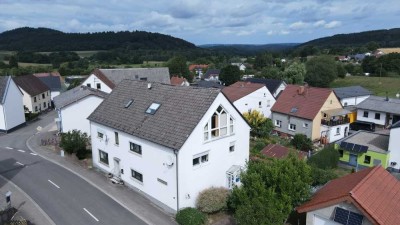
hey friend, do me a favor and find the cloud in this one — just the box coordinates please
[313,20,326,27]
[324,20,341,29]
[289,21,310,30]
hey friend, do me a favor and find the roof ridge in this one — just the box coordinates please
[350,166,379,196]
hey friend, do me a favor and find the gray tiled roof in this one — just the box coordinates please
[37,76,62,91]
[333,86,372,99]
[356,95,400,114]
[100,68,171,85]
[0,76,10,104]
[88,80,220,150]
[54,86,108,109]
[13,74,49,96]
[337,131,389,154]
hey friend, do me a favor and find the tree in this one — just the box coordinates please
[59,130,89,159]
[8,55,19,68]
[283,62,306,84]
[305,55,338,87]
[260,67,283,80]
[243,110,274,138]
[291,134,313,152]
[167,56,192,82]
[219,65,241,86]
[336,63,347,78]
[229,154,312,224]
[307,145,339,169]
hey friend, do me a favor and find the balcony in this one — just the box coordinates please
[321,118,350,126]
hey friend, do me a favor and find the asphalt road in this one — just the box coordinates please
[0,112,148,225]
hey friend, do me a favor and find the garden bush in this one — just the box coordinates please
[307,145,339,169]
[196,187,230,213]
[175,207,206,225]
[291,134,313,151]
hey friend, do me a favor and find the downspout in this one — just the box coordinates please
[174,149,179,212]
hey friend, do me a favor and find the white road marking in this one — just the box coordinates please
[30,153,38,156]
[83,208,99,222]
[5,147,13,149]
[48,180,60,189]
[16,162,24,166]
[18,150,25,153]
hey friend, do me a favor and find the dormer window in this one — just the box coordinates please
[204,106,234,141]
[146,103,160,115]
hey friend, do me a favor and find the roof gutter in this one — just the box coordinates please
[174,149,179,212]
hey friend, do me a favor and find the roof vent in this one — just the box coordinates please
[148,83,152,89]
[298,86,305,95]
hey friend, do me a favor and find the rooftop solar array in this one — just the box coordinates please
[333,207,364,225]
[339,142,368,153]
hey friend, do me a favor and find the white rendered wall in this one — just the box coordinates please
[273,82,286,98]
[82,74,113,93]
[60,96,103,134]
[322,124,350,143]
[233,86,275,118]
[2,80,25,130]
[357,109,386,125]
[20,88,51,113]
[389,127,400,170]
[177,93,250,209]
[0,105,5,130]
[340,95,369,106]
[51,91,60,100]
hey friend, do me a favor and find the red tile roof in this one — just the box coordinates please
[271,85,333,120]
[297,166,400,225]
[222,81,265,102]
[189,64,208,71]
[170,76,187,86]
[261,144,307,159]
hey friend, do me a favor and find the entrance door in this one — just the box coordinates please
[113,158,121,177]
[349,154,358,167]
[344,127,348,137]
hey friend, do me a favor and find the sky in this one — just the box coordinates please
[0,0,399,45]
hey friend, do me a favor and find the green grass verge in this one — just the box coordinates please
[331,76,400,97]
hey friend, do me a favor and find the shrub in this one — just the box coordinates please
[175,208,206,225]
[59,130,89,155]
[196,187,230,213]
[291,134,313,151]
[310,166,338,186]
[307,145,339,169]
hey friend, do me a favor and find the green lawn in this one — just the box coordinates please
[330,76,400,97]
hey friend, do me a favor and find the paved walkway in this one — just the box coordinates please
[26,122,177,225]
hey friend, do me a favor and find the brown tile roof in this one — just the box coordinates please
[13,74,49,96]
[92,69,116,89]
[261,144,307,159]
[189,64,208,71]
[297,166,400,225]
[170,76,187,86]
[222,81,265,102]
[33,72,61,77]
[271,85,333,120]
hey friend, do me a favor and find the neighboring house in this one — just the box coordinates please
[388,121,400,171]
[203,69,220,82]
[170,76,190,86]
[13,75,51,113]
[356,95,400,128]
[244,78,287,98]
[222,81,276,118]
[354,53,366,61]
[53,86,108,135]
[194,80,224,89]
[337,55,350,62]
[0,76,26,133]
[297,166,400,225]
[333,86,372,107]
[336,131,390,169]
[34,73,63,100]
[87,80,250,212]
[82,68,171,93]
[261,144,307,159]
[271,85,350,143]
[189,64,208,79]
[231,63,246,71]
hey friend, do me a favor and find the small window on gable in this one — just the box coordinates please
[87,83,91,88]
[146,103,161,115]
[96,83,101,89]
[204,105,234,141]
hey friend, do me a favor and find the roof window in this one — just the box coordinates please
[124,99,134,108]
[146,103,160,114]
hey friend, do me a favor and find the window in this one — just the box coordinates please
[330,100,333,104]
[99,150,109,165]
[303,123,308,128]
[34,97,37,102]
[364,155,371,164]
[140,77,148,81]
[96,83,101,89]
[363,111,369,118]
[229,142,235,152]
[97,132,104,139]
[344,102,348,106]
[204,106,234,141]
[275,120,282,127]
[193,152,209,166]
[288,123,296,131]
[130,142,142,155]
[323,113,327,118]
[42,93,45,98]
[157,178,167,185]
[114,132,119,145]
[339,150,344,158]
[43,102,46,108]
[87,83,91,88]
[47,92,49,96]
[336,127,340,135]
[259,101,262,108]
[131,169,143,182]
[375,113,380,120]
[146,103,161,115]
[227,166,241,190]
[35,106,38,112]
[267,100,270,107]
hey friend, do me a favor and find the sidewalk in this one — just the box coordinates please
[26,122,177,225]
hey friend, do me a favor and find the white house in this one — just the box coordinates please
[356,96,400,127]
[244,78,287,99]
[222,81,276,118]
[0,76,26,133]
[53,86,108,135]
[13,75,51,113]
[388,121,400,171]
[81,68,171,94]
[231,63,246,71]
[333,86,372,107]
[34,72,63,100]
[88,80,250,213]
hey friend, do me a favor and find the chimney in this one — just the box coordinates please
[298,86,305,95]
[148,83,152,89]
[386,92,389,101]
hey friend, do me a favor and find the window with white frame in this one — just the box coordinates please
[97,132,104,139]
[303,123,308,128]
[99,150,109,165]
[193,152,209,166]
[267,100,270,107]
[336,127,340,135]
[114,132,119,145]
[288,123,296,131]
[131,169,143,182]
[204,106,234,141]
[275,120,282,127]
[259,101,262,108]
[229,142,235,152]
[227,166,241,189]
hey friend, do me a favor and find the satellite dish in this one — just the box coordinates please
[166,155,174,166]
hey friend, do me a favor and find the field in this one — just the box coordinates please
[330,76,400,97]
[378,48,400,54]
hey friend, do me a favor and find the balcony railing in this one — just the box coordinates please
[321,118,350,126]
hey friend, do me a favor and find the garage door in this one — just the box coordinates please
[314,215,339,225]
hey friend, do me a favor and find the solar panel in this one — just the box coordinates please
[348,212,364,225]
[333,207,364,225]
[346,143,355,151]
[340,142,347,148]
[353,144,362,153]
[360,146,368,153]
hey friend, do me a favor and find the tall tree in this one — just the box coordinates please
[166,56,192,82]
[243,110,274,138]
[219,65,241,86]
[283,62,306,84]
[8,55,19,68]
[305,55,338,87]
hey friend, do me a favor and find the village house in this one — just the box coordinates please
[222,81,276,118]
[54,85,108,135]
[81,68,171,93]
[203,69,220,82]
[297,166,400,225]
[244,78,287,99]
[87,80,250,213]
[34,72,63,100]
[189,64,208,79]
[271,85,350,143]
[333,86,372,123]
[0,76,26,133]
[13,74,51,113]
[170,76,190,86]
[231,63,246,71]
[388,121,400,171]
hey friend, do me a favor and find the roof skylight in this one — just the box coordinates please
[146,103,161,114]
[124,99,134,108]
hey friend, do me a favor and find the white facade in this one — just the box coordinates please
[272,82,286,98]
[388,126,400,170]
[232,86,275,118]
[357,109,386,126]
[340,95,369,107]
[51,91,60,100]
[90,93,250,212]
[58,95,104,134]
[82,74,113,93]
[20,89,51,113]
[0,79,26,132]
[321,124,350,143]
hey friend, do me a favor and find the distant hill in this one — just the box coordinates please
[299,28,400,48]
[0,27,197,51]
[199,43,299,55]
